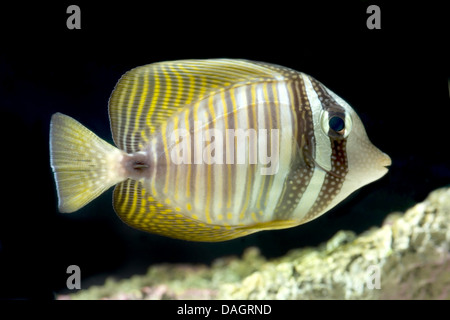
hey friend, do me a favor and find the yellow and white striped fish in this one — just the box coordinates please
[50,59,391,242]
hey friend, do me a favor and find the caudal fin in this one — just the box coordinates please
[50,113,126,213]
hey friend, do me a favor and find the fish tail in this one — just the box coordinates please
[50,113,127,213]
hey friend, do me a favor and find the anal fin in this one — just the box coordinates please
[113,179,255,242]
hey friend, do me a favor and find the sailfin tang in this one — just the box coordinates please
[50,113,126,213]
[108,59,286,153]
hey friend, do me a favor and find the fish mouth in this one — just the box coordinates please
[375,152,392,179]
[380,152,392,168]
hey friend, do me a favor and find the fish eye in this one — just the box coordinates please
[320,110,352,139]
[329,116,345,133]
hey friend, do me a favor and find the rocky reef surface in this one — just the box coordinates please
[58,187,450,300]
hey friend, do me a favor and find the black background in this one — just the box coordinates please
[0,1,448,299]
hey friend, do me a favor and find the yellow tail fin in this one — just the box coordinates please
[50,113,126,213]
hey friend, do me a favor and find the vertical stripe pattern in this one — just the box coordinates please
[110,59,352,241]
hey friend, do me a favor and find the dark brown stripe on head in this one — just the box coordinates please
[297,77,316,157]
[308,76,344,111]
[302,139,349,223]
[308,76,347,133]
[272,78,316,220]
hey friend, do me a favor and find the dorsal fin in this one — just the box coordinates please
[108,59,288,153]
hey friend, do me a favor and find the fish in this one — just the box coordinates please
[49,59,391,242]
